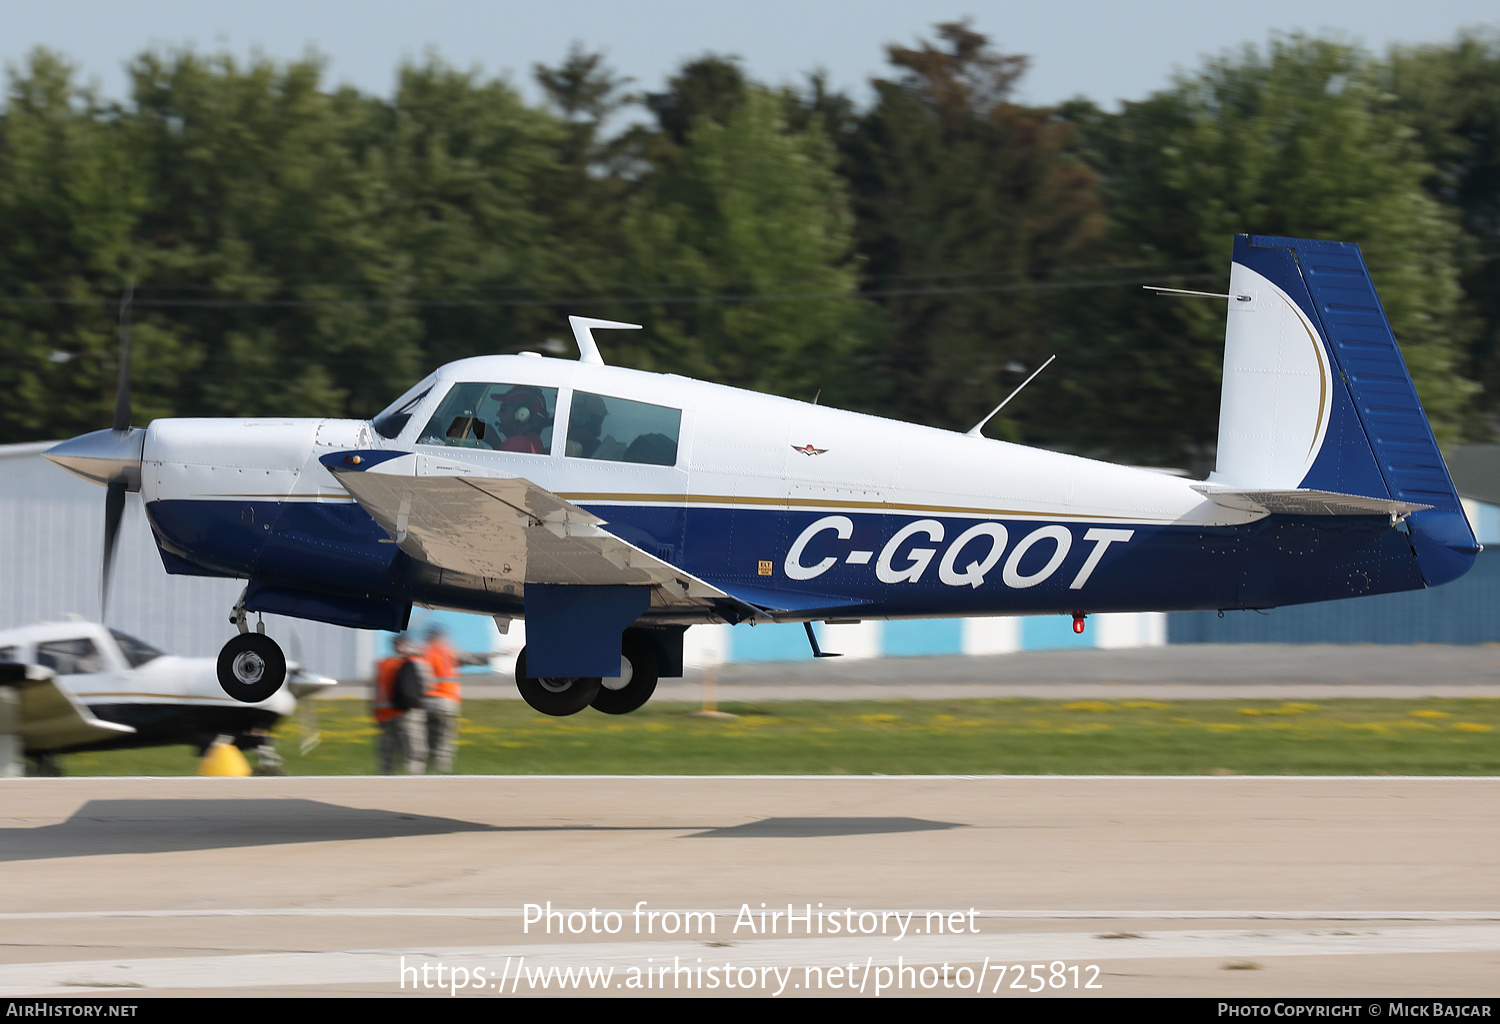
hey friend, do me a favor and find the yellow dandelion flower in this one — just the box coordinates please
[1065,701,1112,712]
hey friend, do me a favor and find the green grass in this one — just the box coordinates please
[52,697,1500,777]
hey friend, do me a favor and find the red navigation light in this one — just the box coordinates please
[1072,611,1086,634]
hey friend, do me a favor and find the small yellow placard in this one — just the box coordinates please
[757,560,773,577]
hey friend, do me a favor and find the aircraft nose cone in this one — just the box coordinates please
[44,427,146,489]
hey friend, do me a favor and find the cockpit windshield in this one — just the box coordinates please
[372,376,436,440]
[417,382,559,454]
[110,629,165,668]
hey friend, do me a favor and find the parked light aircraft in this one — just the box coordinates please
[0,619,333,769]
[42,235,1480,715]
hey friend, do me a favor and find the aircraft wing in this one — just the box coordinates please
[1191,485,1432,517]
[323,452,749,616]
[1,663,136,754]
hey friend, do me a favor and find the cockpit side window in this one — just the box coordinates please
[417,383,560,454]
[566,392,681,467]
[36,638,103,675]
[372,383,433,439]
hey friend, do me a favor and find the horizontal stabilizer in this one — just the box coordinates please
[1191,484,1431,517]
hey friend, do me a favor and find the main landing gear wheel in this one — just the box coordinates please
[591,634,658,715]
[217,633,287,703]
[515,649,601,717]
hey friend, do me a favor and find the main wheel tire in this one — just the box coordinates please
[515,649,601,716]
[216,633,287,703]
[591,634,658,715]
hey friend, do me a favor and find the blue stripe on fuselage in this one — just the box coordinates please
[598,503,1425,616]
[147,498,396,587]
[146,497,1427,621]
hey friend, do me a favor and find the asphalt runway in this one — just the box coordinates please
[2,775,1498,997]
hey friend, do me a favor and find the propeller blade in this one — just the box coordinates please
[298,694,322,755]
[101,479,126,621]
[100,283,136,621]
[285,628,321,754]
[112,285,133,433]
[286,625,305,671]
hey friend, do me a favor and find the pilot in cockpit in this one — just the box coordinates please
[489,386,550,454]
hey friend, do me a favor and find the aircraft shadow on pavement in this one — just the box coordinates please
[0,799,502,861]
[689,817,964,838]
[1,802,969,860]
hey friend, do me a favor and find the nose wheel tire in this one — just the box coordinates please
[216,633,287,703]
[515,649,601,716]
[591,634,659,715]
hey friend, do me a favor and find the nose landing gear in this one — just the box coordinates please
[217,591,287,702]
[217,633,287,703]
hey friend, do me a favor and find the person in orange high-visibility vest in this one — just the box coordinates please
[423,626,462,773]
[374,634,428,774]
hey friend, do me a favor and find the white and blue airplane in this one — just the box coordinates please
[43,234,1480,715]
[0,619,333,769]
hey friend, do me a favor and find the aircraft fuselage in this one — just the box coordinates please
[133,356,1425,631]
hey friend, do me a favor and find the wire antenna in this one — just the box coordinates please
[1143,285,1252,301]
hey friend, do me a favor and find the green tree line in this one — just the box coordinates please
[1,23,1496,469]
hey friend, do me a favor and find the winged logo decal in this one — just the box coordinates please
[792,444,828,456]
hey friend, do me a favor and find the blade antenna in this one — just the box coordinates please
[966,354,1055,438]
[567,316,640,366]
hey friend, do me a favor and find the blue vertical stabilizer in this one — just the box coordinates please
[1237,235,1478,586]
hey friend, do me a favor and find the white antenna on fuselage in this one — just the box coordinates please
[1143,285,1252,301]
[966,354,1056,438]
[568,316,642,366]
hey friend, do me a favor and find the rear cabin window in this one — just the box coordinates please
[417,383,560,454]
[566,392,681,467]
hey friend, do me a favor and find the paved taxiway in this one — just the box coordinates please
[2,775,1498,997]
[445,643,1500,701]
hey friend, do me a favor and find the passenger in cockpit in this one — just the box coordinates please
[566,392,627,460]
[566,392,607,458]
